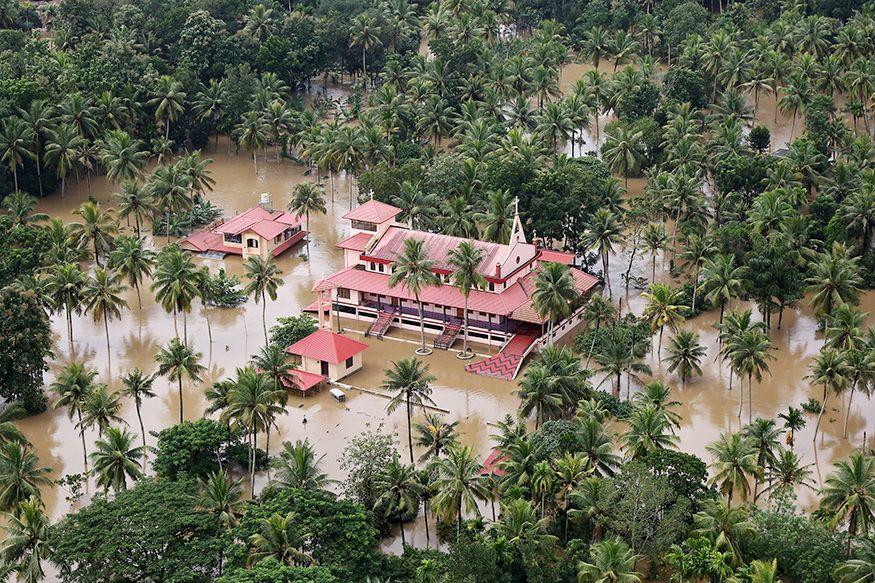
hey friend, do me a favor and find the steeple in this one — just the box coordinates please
[508,197,527,245]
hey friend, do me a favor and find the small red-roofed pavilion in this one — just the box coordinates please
[286,328,368,382]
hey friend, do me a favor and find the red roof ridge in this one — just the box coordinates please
[343,200,402,223]
[286,329,368,364]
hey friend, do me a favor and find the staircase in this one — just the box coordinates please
[464,333,538,381]
[433,323,462,350]
[365,311,395,339]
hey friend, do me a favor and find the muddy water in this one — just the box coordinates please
[15,66,875,555]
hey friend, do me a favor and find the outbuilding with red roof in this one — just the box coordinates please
[286,328,369,382]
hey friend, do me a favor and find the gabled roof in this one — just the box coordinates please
[336,232,373,252]
[282,369,326,392]
[215,207,303,237]
[539,249,575,265]
[286,329,368,364]
[343,200,402,224]
[367,226,532,278]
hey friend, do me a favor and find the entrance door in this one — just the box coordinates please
[320,361,329,376]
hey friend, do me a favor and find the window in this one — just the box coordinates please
[247,239,259,248]
[378,263,384,273]
[345,356,354,368]
[488,282,495,292]
[223,233,242,244]
[351,220,377,232]
[337,287,351,299]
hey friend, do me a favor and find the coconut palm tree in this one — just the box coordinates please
[764,448,815,500]
[678,234,716,313]
[0,442,52,515]
[699,254,745,324]
[778,406,806,448]
[44,263,87,350]
[743,418,782,500]
[641,283,686,356]
[350,14,383,87]
[149,75,186,141]
[195,470,245,530]
[287,183,326,257]
[251,343,295,395]
[516,362,564,429]
[0,495,51,583]
[244,255,284,342]
[642,222,667,284]
[431,444,488,542]
[90,426,144,494]
[151,245,200,339]
[0,117,36,193]
[0,403,26,446]
[119,368,155,468]
[577,539,641,583]
[448,242,487,358]
[414,413,459,462]
[375,456,422,545]
[2,191,48,226]
[272,439,333,491]
[665,330,705,387]
[50,362,97,469]
[621,404,678,459]
[576,418,621,478]
[100,130,149,186]
[194,80,225,152]
[107,235,155,311]
[79,384,124,438]
[706,432,760,505]
[583,208,622,296]
[223,367,284,497]
[726,329,775,422]
[156,337,205,424]
[84,267,129,365]
[601,125,644,189]
[247,512,315,567]
[114,182,155,238]
[836,536,875,583]
[70,201,118,266]
[44,124,83,198]
[806,246,863,319]
[807,348,851,444]
[821,452,875,557]
[532,262,578,342]
[693,497,754,566]
[388,238,440,355]
[235,111,268,174]
[384,358,437,463]
[581,294,617,363]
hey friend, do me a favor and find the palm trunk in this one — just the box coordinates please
[178,377,184,423]
[748,373,753,424]
[814,384,829,443]
[691,265,700,313]
[135,282,142,310]
[66,304,74,351]
[462,297,470,356]
[78,409,87,470]
[844,380,856,439]
[737,373,744,418]
[262,290,268,342]
[103,312,112,370]
[406,398,414,464]
[416,296,427,353]
[424,498,431,544]
[250,430,257,498]
[253,150,258,175]
[136,402,147,469]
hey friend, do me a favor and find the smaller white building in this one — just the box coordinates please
[285,328,368,383]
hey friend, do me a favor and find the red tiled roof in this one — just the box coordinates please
[179,231,242,255]
[337,232,373,252]
[282,369,325,392]
[510,267,599,323]
[286,329,368,364]
[343,200,402,223]
[215,207,303,237]
[368,226,523,277]
[481,448,508,476]
[539,249,575,265]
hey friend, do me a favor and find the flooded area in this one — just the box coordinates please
[17,69,874,541]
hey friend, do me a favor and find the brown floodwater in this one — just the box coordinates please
[14,68,874,560]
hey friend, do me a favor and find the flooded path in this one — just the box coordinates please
[17,70,873,535]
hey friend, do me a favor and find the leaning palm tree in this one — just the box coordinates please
[414,413,459,462]
[195,469,246,530]
[807,348,851,444]
[448,242,487,358]
[50,362,97,469]
[244,255,284,342]
[156,338,205,424]
[665,330,706,387]
[108,235,155,310]
[287,183,326,257]
[577,539,641,583]
[430,444,488,542]
[272,439,333,491]
[0,496,51,583]
[374,456,422,545]
[83,267,129,366]
[119,369,156,468]
[388,238,440,355]
[78,384,124,438]
[706,432,760,506]
[821,452,875,557]
[384,358,437,464]
[532,262,578,342]
[91,426,145,494]
[641,283,686,356]
[0,442,52,516]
